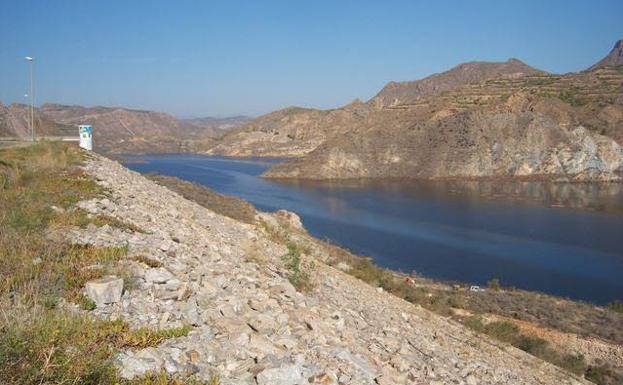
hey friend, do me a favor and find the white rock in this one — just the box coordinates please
[256,364,304,385]
[145,268,174,284]
[85,275,124,307]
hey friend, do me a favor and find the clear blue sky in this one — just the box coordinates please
[1,0,621,117]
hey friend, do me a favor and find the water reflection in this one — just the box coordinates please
[277,178,623,214]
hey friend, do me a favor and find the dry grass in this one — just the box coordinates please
[0,142,207,385]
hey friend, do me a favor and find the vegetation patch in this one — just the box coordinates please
[0,142,204,384]
[282,243,312,292]
[0,312,196,385]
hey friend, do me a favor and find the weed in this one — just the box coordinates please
[121,325,192,349]
[487,278,501,291]
[79,294,97,311]
[585,363,623,385]
[120,371,212,384]
[606,300,623,313]
[282,243,312,292]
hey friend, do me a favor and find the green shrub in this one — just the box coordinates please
[79,294,97,311]
[585,363,622,385]
[607,299,623,313]
[487,278,501,291]
[514,335,548,356]
[484,321,520,343]
[282,243,312,292]
[555,354,587,376]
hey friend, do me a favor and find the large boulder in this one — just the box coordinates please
[85,275,124,307]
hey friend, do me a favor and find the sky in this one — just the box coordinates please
[1,1,622,117]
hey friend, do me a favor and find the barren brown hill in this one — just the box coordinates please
[0,103,74,137]
[264,66,623,181]
[369,58,546,108]
[39,104,192,153]
[207,101,373,157]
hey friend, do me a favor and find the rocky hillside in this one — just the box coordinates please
[265,81,623,181]
[369,58,545,108]
[207,104,374,157]
[207,60,545,158]
[64,152,589,384]
[263,66,623,181]
[588,39,623,70]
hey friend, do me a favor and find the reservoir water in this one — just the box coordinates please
[123,154,623,304]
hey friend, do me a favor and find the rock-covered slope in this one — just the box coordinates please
[67,153,587,385]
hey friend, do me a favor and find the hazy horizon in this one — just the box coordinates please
[2,0,622,117]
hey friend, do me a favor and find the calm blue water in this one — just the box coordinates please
[123,154,623,304]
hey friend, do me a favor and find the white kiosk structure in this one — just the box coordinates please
[78,125,93,151]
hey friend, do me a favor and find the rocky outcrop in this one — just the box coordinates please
[264,115,623,181]
[63,153,587,384]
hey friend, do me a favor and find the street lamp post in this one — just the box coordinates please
[25,56,34,141]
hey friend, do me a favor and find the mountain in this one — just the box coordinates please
[369,58,546,108]
[207,102,373,157]
[588,39,623,70]
[38,104,190,153]
[1,103,248,154]
[263,65,623,181]
[207,41,623,182]
[0,103,74,138]
[209,59,547,158]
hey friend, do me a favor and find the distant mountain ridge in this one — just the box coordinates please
[588,39,623,71]
[0,103,247,153]
[369,58,546,108]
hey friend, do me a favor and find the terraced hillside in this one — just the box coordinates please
[264,65,623,180]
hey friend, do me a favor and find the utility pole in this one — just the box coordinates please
[25,56,34,141]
